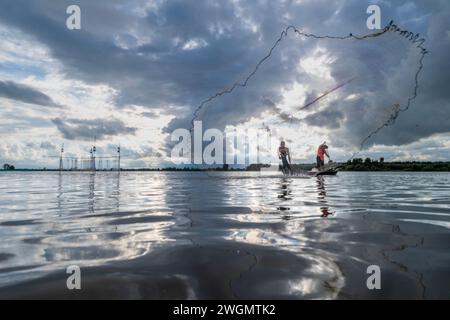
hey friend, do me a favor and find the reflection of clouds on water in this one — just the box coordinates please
[288,256,345,299]
[1,172,450,298]
[225,229,300,247]
[0,172,180,287]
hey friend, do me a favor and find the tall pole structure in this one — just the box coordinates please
[59,144,64,172]
[90,148,96,171]
[117,145,121,172]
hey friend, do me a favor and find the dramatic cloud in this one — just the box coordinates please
[304,107,345,130]
[140,111,158,118]
[52,118,137,141]
[0,80,60,107]
[0,0,449,167]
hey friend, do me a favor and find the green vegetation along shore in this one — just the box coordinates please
[338,158,450,172]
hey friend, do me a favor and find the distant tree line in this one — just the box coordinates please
[2,164,15,170]
[339,158,450,172]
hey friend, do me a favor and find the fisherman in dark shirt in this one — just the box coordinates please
[278,141,292,175]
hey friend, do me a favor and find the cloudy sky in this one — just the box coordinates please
[0,0,449,169]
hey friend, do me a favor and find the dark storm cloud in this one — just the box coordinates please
[0,80,60,107]
[0,0,449,150]
[0,0,301,125]
[52,118,137,141]
[140,111,158,118]
[304,108,345,129]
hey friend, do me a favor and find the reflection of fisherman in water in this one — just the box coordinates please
[277,178,292,211]
[278,141,292,175]
[316,176,333,218]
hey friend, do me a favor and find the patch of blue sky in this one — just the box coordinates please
[0,61,47,79]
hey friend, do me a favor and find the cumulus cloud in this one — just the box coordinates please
[0,80,60,107]
[0,0,449,165]
[52,118,137,141]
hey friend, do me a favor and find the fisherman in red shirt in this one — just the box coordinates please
[316,142,331,170]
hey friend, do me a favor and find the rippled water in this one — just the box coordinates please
[0,171,449,299]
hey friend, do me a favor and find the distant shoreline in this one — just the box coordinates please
[2,161,450,172]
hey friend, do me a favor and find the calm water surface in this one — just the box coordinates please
[0,171,449,299]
